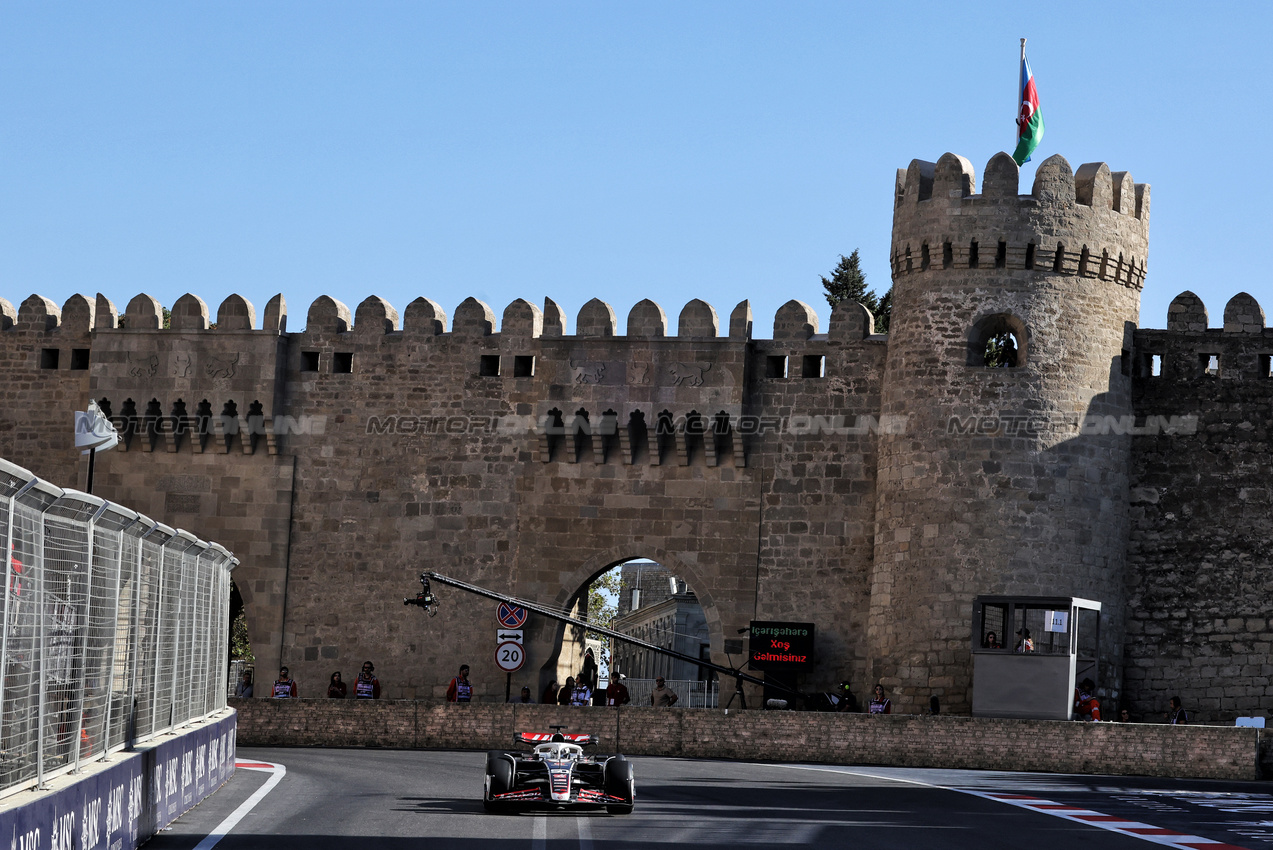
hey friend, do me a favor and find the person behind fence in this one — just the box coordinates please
[273,666,298,699]
[1166,695,1188,724]
[868,684,891,714]
[557,676,576,705]
[1073,678,1100,721]
[355,661,380,699]
[1015,628,1034,652]
[326,671,346,699]
[445,664,472,703]
[606,673,631,707]
[651,677,679,707]
[235,671,253,699]
[571,674,592,706]
[835,681,860,712]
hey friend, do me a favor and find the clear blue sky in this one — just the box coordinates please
[2,2,1267,335]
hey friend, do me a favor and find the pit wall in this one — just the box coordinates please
[231,700,1262,782]
[0,711,237,850]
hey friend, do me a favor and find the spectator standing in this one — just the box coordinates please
[650,677,679,707]
[557,676,576,705]
[983,631,1000,649]
[1118,708,1133,723]
[570,676,592,706]
[541,680,559,706]
[354,662,380,699]
[326,672,346,699]
[510,686,534,704]
[446,664,472,703]
[235,671,254,699]
[868,684,891,715]
[1167,696,1189,724]
[272,667,298,699]
[606,674,631,707]
[835,682,860,712]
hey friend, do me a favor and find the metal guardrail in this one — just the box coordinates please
[0,458,238,798]
[603,678,720,709]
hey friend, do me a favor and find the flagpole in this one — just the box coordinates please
[1018,38,1026,146]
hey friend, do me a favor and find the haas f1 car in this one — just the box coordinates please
[483,730,635,814]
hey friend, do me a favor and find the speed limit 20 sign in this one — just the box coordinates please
[495,640,524,673]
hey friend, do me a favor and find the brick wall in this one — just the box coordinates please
[232,700,1263,781]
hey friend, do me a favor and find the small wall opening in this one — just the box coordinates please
[40,348,59,369]
[1024,243,1036,270]
[1261,354,1272,379]
[942,242,953,269]
[995,241,1007,268]
[967,313,1028,368]
[765,355,788,379]
[478,354,500,377]
[802,354,825,378]
[300,351,320,372]
[1151,354,1163,377]
[1053,243,1065,272]
[969,240,980,269]
[656,411,676,465]
[627,411,648,464]
[333,352,353,374]
[1200,354,1219,377]
[920,243,930,271]
[513,355,535,378]
[70,349,90,370]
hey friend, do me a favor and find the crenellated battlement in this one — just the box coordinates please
[0,291,877,342]
[890,152,1151,290]
[1134,290,1273,383]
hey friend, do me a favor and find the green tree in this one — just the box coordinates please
[820,249,892,333]
[586,568,622,674]
[229,611,254,661]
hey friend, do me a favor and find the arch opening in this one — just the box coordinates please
[968,313,1028,368]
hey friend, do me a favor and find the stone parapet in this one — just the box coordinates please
[231,700,1262,781]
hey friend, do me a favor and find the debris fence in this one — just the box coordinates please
[0,458,237,798]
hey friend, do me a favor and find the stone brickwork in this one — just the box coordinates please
[1,147,1270,727]
[230,700,1263,781]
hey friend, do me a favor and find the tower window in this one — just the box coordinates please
[1200,353,1219,377]
[995,241,1007,268]
[942,242,953,269]
[40,348,59,369]
[1024,243,1036,270]
[479,354,500,377]
[513,355,535,377]
[70,349,90,370]
[1261,354,1272,378]
[333,352,353,374]
[967,314,1028,368]
[301,351,320,371]
[802,355,825,378]
[765,355,788,378]
[920,244,930,271]
[969,240,980,269]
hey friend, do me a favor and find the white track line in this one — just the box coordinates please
[190,760,287,850]
[532,815,547,850]
[769,765,1250,849]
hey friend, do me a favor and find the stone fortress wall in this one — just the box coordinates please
[0,149,1268,722]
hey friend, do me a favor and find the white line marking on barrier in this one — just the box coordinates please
[768,765,1251,849]
[576,813,594,850]
[189,760,287,850]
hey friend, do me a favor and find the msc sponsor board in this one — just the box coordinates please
[0,712,236,850]
[748,621,815,670]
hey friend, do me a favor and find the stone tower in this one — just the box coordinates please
[868,151,1151,714]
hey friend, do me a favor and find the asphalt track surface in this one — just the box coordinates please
[146,747,1273,850]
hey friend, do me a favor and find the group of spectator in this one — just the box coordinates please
[233,663,383,700]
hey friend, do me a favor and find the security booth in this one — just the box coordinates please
[971,596,1101,720]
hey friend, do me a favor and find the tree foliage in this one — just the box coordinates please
[229,611,254,661]
[820,249,892,333]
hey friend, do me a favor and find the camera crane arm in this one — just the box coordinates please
[404,570,805,702]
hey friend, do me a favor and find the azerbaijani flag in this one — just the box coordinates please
[1012,52,1044,165]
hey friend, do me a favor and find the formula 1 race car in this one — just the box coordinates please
[483,728,635,814]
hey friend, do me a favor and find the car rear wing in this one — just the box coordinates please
[518,732,597,745]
